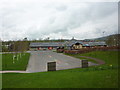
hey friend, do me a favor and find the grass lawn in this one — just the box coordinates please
[2,69,118,88]
[0,54,2,71]
[2,51,119,88]
[79,51,118,66]
[65,51,119,66]
[2,53,30,70]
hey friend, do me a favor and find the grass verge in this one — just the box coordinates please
[65,51,119,66]
[2,53,30,70]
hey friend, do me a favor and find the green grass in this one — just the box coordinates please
[79,51,119,66]
[2,53,30,70]
[2,51,119,88]
[65,54,98,64]
[0,54,2,71]
[79,57,98,63]
[2,69,118,88]
[65,51,119,66]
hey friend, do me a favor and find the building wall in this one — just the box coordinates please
[29,46,59,51]
[29,47,38,51]
[72,44,83,50]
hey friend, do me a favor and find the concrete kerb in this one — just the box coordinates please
[0,71,28,73]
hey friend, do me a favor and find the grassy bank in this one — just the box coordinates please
[65,51,119,66]
[2,53,30,70]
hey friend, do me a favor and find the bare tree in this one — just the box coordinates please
[10,40,29,62]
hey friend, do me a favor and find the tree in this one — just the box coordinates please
[106,34,120,47]
[9,41,29,61]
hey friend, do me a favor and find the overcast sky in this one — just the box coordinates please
[0,0,119,41]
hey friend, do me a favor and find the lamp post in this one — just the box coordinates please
[103,31,105,38]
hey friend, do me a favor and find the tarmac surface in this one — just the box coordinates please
[26,51,97,73]
[1,50,98,73]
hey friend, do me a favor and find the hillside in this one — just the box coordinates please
[84,34,120,41]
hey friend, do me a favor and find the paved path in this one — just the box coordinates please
[79,56,105,65]
[1,51,99,73]
[26,51,98,73]
[0,71,28,73]
[26,51,80,73]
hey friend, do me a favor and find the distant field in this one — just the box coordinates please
[2,53,30,70]
[2,51,119,88]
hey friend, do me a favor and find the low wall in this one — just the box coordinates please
[64,46,120,54]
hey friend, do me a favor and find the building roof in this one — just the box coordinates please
[30,42,65,47]
[64,40,83,46]
[88,42,107,46]
[30,40,107,47]
[64,41,107,47]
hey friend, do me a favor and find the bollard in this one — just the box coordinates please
[81,60,88,68]
[47,62,56,71]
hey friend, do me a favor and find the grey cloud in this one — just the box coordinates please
[0,1,118,40]
[89,2,117,20]
[55,4,67,11]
